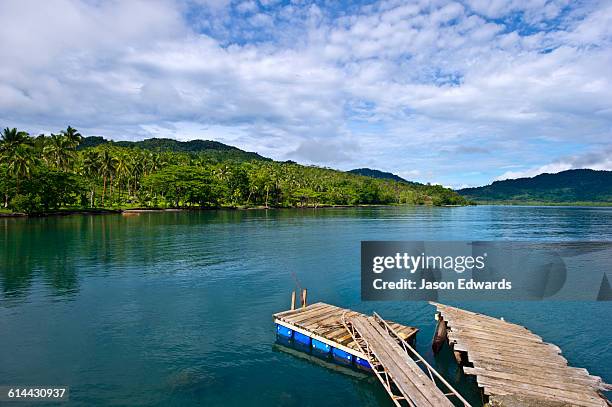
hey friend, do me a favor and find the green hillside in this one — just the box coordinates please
[78,136,269,162]
[1,127,469,214]
[458,169,612,204]
[348,168,414,184]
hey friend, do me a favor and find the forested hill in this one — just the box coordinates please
[0,127,469,214]
[79,136,269,162]
[348,168,413,184]
[457,169,612,203]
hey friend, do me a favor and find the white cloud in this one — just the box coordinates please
[496,146,612,180]
[0,0,611,186]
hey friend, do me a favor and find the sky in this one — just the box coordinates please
[1,0,611,188]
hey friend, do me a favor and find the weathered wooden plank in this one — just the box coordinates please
[284,304,336,323]
[273,302,326,318]
[449,336,562,357]
[434,303,526,326]
[467,360,602,385]
[482,385,607,407]
[438,308,523,324]
[448,328,549,347]
[432,302,611,407]
[351,318,434,406]
[451,340,566,361]
[476,377,607,407]
[449,325,543,342]
[464,366,603,394]
[438,309,532,332]
[467,354,570,372]
[352,316,448,407]
[298,309,347,330]
[365,317,451,404]
[276,303,330,323]
[319,313,361,338]
[454,345,567,368]
[442,315,533,335]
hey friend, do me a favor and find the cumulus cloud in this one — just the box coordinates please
[0,0,611,186]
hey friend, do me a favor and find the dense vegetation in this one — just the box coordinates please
[79,136,269,161]
[0,127,468,214]
[458,169,612,204]
[348,168,412,184]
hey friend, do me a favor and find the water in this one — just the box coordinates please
[1,206,611,406]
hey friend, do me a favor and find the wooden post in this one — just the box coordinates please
[432,313,447,354]
[453,349,464,365]
[301,288,308,308]
[290,291,296,310]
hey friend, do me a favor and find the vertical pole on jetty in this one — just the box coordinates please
[301,289,308,308]
[290,291,296,310]
[432,312,447,354]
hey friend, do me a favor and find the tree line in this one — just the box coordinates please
[0,127,468,214]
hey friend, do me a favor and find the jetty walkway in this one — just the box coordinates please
[345,313,470,407]
[432,302,612,407]
[274,293,610,407]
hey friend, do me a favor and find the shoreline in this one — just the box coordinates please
[467,200,612,207]
[0,204,412,218]
[2,202,611,218]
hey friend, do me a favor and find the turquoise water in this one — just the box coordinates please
[1,206,611,406]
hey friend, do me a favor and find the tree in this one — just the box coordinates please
[0,127,29,152]
[0,128,31,206]
[11,168,81,213]
[98,149,117,206]
[0,125,470,212]
[82,150,100,207]
[43,134,75,171]
[7,144,35,194]
[61,126,82,148]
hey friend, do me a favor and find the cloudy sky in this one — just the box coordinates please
[1,0,611,187]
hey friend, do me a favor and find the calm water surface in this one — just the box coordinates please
[1,206,611,406]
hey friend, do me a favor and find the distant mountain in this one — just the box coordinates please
[457,169,612,203]
[78,136,269,161]
[348,168,414,184]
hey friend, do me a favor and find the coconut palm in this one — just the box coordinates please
[43,134,74,170]
[115,153,130,200]
[7,144,35,193]
[61,126,82,148]
[98,149,117,206]
[82,150,100,207]
[0,127,29,150]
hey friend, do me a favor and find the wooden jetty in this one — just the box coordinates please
[431,302,612,407]
[273,301,418,360]
[274,294,471,407]
[344,312,471,407]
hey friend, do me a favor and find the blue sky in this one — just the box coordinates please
[1,0,611,187]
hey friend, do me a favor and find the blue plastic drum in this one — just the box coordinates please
[332,347,353,364]
[293,331,312,346]
[355,356,372,370]
[312,339,331,354]
[276,324,293,338]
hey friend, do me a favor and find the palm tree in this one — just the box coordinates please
[0,128,31,207]
[43,134,74,170]
[61,126,82,148]
[7,144,35,193]
[146,152,166,175]
[0,127,29,150]
[115,153,130,201]
[82,150,100,207]
[98,149,117,206]
[128,154,145,197]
